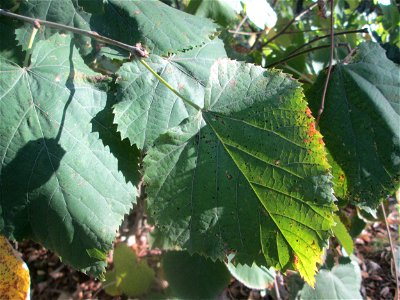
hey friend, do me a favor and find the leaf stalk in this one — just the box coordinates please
[23,24,38,67]
[139,59,202,111]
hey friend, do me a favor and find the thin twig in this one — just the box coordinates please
[316,0,335,123]
[0,8,149,58]
[289,28,367,56]
[233,15,248,38]
[252,2,318,51]
[265,43,347,68]
[381,201,400,298]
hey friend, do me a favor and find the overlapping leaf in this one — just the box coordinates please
[114,39,227,150]
[0,34,137,276]
[186,0,239,26]
[14,0,92,55]
[144,59,336,285]
[308,42,400,208]
[89,0,218,57]
[0,17,24,64]
[13,0,218,59]
[226,254,276,290]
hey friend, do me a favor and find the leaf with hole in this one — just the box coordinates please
[144,59,336,286]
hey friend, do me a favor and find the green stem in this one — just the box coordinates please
[0,9,201,111]
[23,26,38,67]
[139,59,202,111]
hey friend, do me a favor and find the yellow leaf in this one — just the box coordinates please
[0,236,30,300]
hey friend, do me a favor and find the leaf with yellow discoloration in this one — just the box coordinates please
[0,236,30,300]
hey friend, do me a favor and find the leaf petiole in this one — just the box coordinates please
[23,24,39,67]
[139,59,202,111]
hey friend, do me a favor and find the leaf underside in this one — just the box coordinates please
[0,34,136,276]
[309,42,400,208]
[144,59,336,286]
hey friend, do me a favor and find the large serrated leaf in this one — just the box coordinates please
[144,59,336,286]
[90,0,218,57]
[0,34,137,276]
[114,39,227,150]
[308,42,400,209]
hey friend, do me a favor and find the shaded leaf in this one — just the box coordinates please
[0,17,24,64]
[0,34,136,276]
[90,0,218,57]
[162,251,230,299]
[0,235,30,300]
[104,243,155,297]
[308,42,400,208]
[144,59,336,285]
[186,0,239,26]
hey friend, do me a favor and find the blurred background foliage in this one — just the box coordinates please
[163,0,399,86]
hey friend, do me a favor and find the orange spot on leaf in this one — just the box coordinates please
[305,107,313,118]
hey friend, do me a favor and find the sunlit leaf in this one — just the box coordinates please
[145,59,336,286]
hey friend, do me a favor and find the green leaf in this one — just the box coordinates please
[186,0,239,26]
[90,0,218,57]
[162,251,230,299]
[144,59,336,286]
[308,42,400,208]
[15,0,92,55]
[0,17,24,64]
[299,261,362,299]
[226,254,275,290]
[104,243,155,297]
[113,39,227,150]
[0,34,136,276]
[332,215,353,254]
